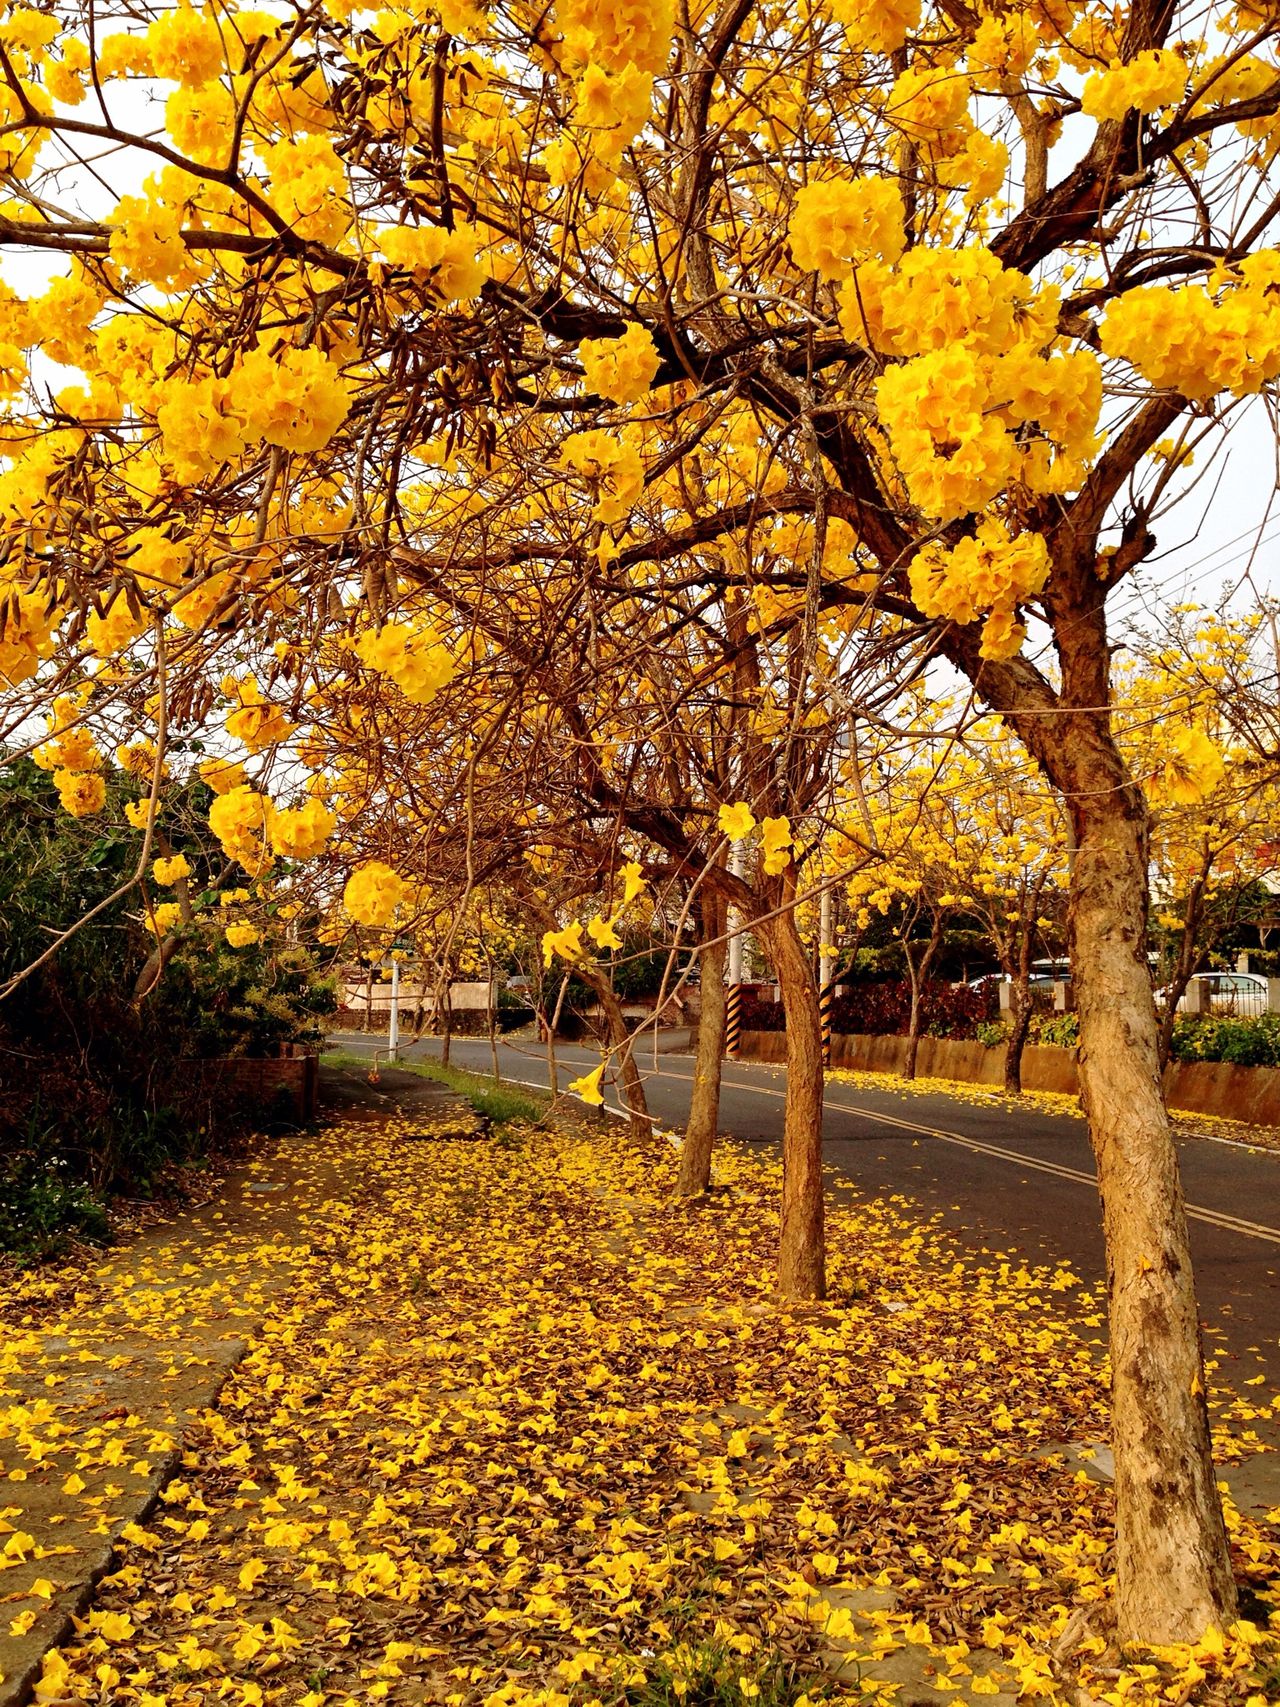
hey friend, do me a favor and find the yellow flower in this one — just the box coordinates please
[561,430,645,524]
[344,862,407,927]
[718,802,756,842]
[1081,49,1185,122]
[542,921,585,967]
[788,178,905,281]
[760,816,793,875]
[200,756,248,795]
[270,799,337,860]
[225,923,261,948]
[54,768,106,816]
[619,861,646,903]
[587,913,623,951]
[1152,727,1225,805]
[579,322,661,404]
[225,679,295,753]
[568,1063,606,1106]
[147,901,182,936]
[379,224,486,303]
[152,853,191,886]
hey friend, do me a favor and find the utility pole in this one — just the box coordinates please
[388,954,401,1063]
[819,883,836,1069]
[726,844,744,1057]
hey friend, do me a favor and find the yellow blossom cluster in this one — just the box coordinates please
[874,339,1101,520]
[788,178,905,281]
[344,860,407,927]
[145,4,223,86]
[1150,727,1226,806]
[224,679,295,753]
[353,625,456,706]
[825,0,919,54]
[841,245,1055,358]
[152,854,191,887]
[1081,49,1186,121]
[208,785,274,875]
[579,323,661,404]
[0,578,57,686]
[561,431,645,524]
[269,798,338,861]
[909,519,1051,659]
[1101,254,1280,401]
[85,595,149,659]
[554,0,673,158]
[224,921,261,948]
[379,224,486,304]
[145,899,182,936]
[156,346,350,481]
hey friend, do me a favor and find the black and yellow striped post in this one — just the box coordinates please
[819,980,834,1069]
[725,982,742,1058]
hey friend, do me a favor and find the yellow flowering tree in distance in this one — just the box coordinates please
[2,0,1280,1644]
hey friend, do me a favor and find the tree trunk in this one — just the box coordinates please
[1002,981,1033,1095]
[761,899,825,1300]
[364,967,373,1033]
[580,965,650,1137]
[441,984,453,1068]
[678,893,727,1195]
[903,976,922,1080]
[902,913,944,1081]
[1070,786,1236,1642]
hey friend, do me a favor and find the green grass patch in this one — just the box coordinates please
[321,1051,547,1128]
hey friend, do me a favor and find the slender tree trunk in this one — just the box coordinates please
[903,969,923,1080]
[546,973,569,1097]
[364,967,373,1033]
[579,964,650,1137]
[1002,981,1033,1094]
[761,899,825,1300]
[902,914,944,1081]
[678,893,727,1195]
[1070,785,1236,1641]
[441,984,453,1068]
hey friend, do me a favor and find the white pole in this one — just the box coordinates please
[725,845,745,1057]
[727,844,744,986]
[388,956,400,1062]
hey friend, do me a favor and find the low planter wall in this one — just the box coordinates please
[197,1049,319,1125]
[736,1030,1280,1127]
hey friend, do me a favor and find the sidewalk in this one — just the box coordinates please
[0,1068,474,1707]
[2,1073,1277,1707]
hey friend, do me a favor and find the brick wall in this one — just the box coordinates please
[197,1050,319,1125]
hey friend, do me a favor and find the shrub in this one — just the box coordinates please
[0,757,335,1256]
[975,1020,1009,1048]
[1032,1011,1081,1049]
[1169,1013,1280,1067]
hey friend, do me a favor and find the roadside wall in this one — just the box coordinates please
[197,1049,319,1125]
[736,1030,1280,1127]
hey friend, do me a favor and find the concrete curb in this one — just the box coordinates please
[0,1340,247,1707]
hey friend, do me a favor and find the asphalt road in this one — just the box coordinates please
[328,1029,1280,1395]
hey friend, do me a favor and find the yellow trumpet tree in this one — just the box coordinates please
[3,0,1280,1643]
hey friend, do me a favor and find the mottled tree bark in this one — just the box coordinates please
[1068,779,1236,1640]
[678,892,727,1195]
[760,896,825,1299]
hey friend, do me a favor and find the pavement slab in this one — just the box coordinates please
[0,1068,472,1707]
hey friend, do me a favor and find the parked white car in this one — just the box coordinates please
[1155,971,1269,1016]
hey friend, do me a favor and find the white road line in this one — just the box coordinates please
[651,1064,1280,1248]
[327,1039,1280,1245]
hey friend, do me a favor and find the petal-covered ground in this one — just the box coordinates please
[4,1105,1278,1707]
